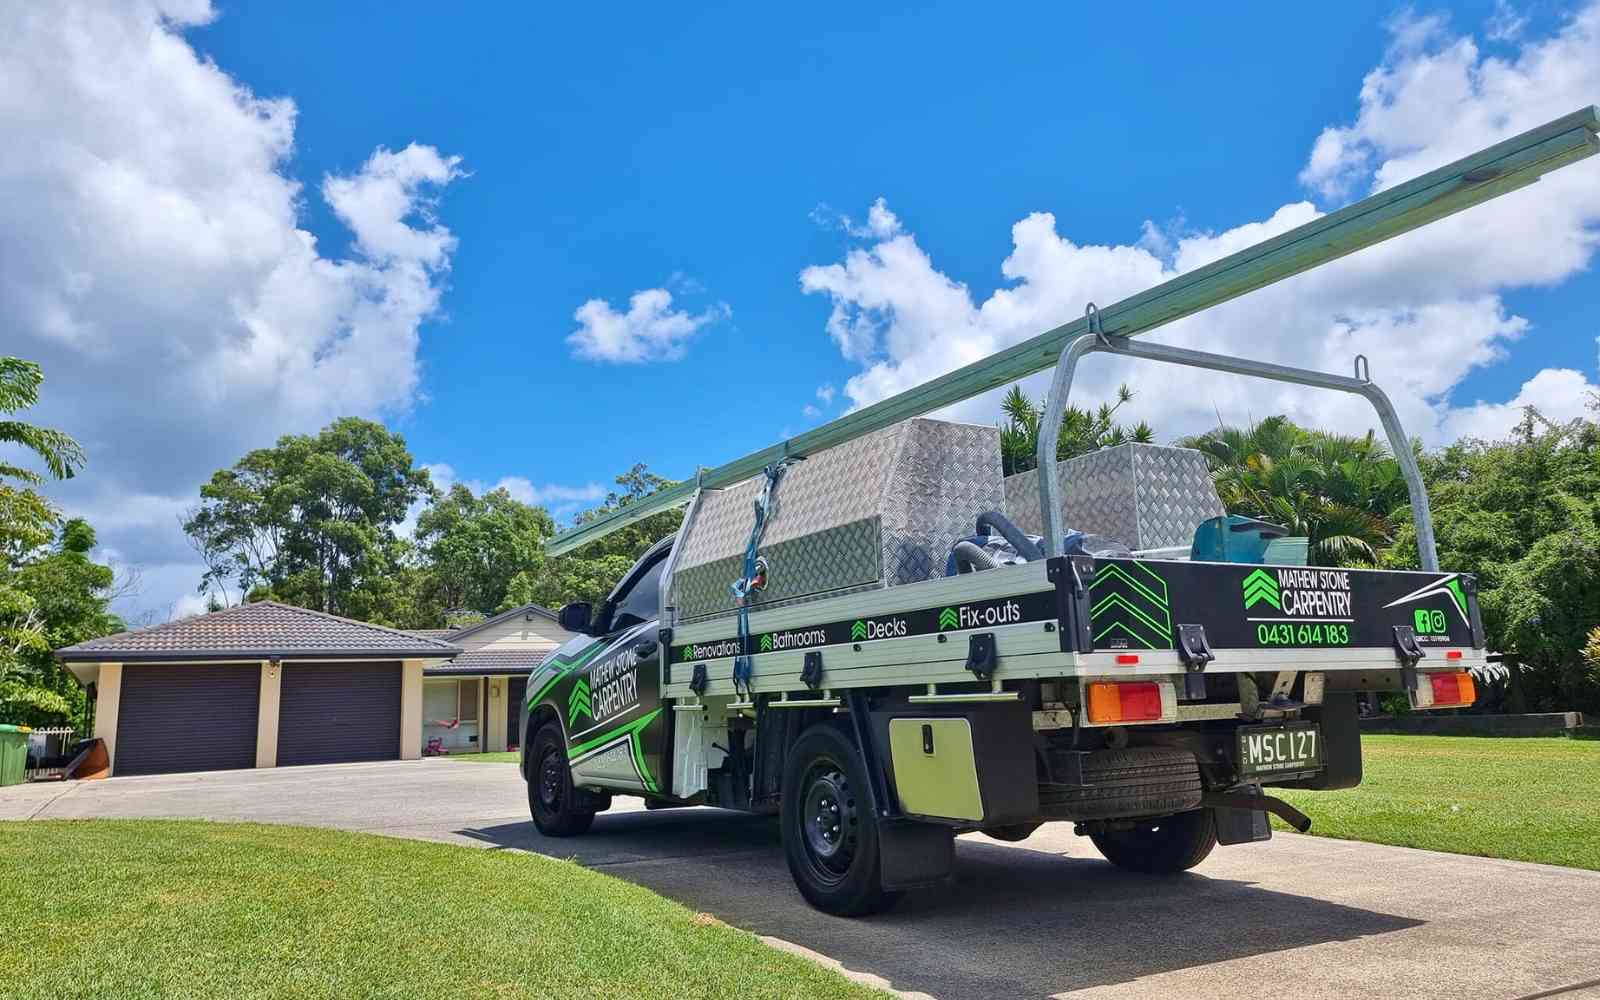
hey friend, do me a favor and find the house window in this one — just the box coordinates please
[457,679,479,723]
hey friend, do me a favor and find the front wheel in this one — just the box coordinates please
[780,722,899,916]
[527,721,595,836]
[1089,808,1217,874]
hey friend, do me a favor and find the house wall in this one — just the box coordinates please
[92,657,435,776]
[400,660,424,759]
[485,676,508,752]
[92,662,122,772]
[457,614,575,654]
[255,660,281,768]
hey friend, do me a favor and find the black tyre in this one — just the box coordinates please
[780,722,899,916]
[527,720,595,837]
[1090,808,1217,874]
[1039,746,1203,821]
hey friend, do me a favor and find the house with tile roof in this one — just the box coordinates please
[412,604,578,755]
[55,602,461,776]
[52,598,574,775]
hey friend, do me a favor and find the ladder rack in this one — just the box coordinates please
[547,106,1600,557]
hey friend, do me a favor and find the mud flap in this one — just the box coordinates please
[1280,692,1363,791]
[1212,783,1272,845]
[878,819,954,891]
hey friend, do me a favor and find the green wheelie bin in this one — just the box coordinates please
[0,724,31,786]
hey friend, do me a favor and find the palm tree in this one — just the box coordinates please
[0,357,85,485]
[999,384,1154,476]
[1180,416,1408,566]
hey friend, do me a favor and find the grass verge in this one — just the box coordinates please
[0,819,881,1000]
[438,750,521,763]
[1275,735,1600,871]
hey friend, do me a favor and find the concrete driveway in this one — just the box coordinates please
[4,760,1598,1000]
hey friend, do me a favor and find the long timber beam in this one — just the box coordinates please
[548,106,1599,555]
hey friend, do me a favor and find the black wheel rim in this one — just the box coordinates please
[538,746,564,811]
[797,762,857,885]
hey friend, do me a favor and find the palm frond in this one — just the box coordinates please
[0,421,86,480]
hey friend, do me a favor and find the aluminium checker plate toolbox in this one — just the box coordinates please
[1003,442,1226,551]
[667,417,1005,623]
[662,557,1488,699]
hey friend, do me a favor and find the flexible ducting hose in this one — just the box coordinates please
[975,510,1044,562]
[951,540,1001,574]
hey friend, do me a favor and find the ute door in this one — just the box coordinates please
[565,541,671,793]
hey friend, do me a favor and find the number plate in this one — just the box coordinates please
[1235,722,1322,777]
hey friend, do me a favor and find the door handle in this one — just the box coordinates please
[634,639,658,658]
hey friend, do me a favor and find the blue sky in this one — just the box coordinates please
[4,1,1597,618]
[191,0,1596,490]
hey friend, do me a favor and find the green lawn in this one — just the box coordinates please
[1276,735,1600,871]
[439,750,521,763]
[0,820,881,1000]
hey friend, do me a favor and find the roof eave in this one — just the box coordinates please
[424,664,536,677]
[54,647,462,664]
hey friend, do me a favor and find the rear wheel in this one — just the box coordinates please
[1090,808,1217,873]
[527,721,595,836]
[780,723,899,916]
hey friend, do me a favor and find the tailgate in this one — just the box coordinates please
[1073,558,1483,654]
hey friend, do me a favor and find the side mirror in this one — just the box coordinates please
[558,602,592,633]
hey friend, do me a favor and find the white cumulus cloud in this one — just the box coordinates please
[1441,365,1598,441]
[1,1,464,618]
[801,3,1600,447]
[568,288,730,363]
[406,463,607,536]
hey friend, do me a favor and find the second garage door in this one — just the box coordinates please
[277,661,401,767]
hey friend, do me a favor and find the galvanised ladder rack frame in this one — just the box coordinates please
[1034,335,1439,570]
[548,106,1600,557]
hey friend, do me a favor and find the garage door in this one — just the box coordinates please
[507,677,527,749]
[276,661,400,766]
[116,664,260,776]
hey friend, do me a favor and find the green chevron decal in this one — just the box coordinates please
[528,640,607,708]
[937,607,960,630]
[568,708,664,793]
[1242,569,1281,611]
[567,678,591,726]
[1089,561,1173,650]
[759,632,774,652]
[850,619,868,640]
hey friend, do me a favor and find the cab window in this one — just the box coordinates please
[609,551,667,633]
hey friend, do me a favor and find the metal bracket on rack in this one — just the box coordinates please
[965,633,998,680]
[801,651,824,691]
[1085,301,1109,347]
[1176,624,1214,699]
[1393,624,1426,693]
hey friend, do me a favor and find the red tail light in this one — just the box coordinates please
[1087,681,1163,723]
[1429,671,1476,708]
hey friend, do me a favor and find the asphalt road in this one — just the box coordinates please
[4,760,1598,1000]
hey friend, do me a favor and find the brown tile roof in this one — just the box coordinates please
[55,601,462,663]
[406,628,457,639]
[424,649,551,676]
[441,603,560,643]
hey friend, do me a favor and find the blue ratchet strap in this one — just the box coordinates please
[731,461,788,698]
